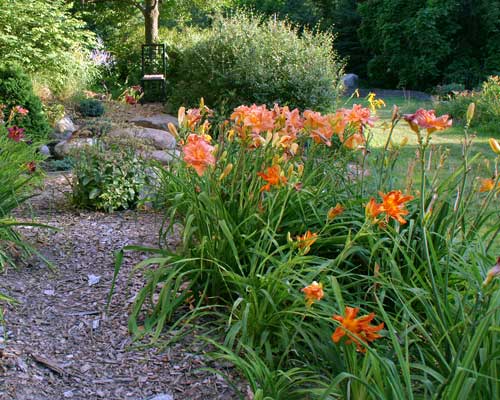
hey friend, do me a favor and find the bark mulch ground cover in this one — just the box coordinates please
[0,174,241,400]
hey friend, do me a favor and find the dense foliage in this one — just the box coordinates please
[71,140,149,212]
[0,64,51,140]
[169,13,344,110]
[436,76,500,130]
[111,98,500,398]
[0,0,98,96]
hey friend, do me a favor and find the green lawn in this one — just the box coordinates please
[341,94,500,251]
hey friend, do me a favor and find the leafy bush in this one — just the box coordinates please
[0,64,51,140]
[110,99,500,398]
[169,13,344,111]
[436,76,500,129]
[71,140,148,212]
[78,99,105,117]
[0,0,99,96]
[0,104,45,269]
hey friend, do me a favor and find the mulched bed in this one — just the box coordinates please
[0,174,241,400]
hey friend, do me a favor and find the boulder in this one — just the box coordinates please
[107,127,176,150]
[140,149,180,164]
[39,145,51,157]
[54,116,76,134]
[54,138,96,158]
[341,73,359,91]
[130,114,178,131]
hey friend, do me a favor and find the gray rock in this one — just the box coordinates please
[108,127,176,150]
[130,114,178,131]
[140,149,180,164]
[54,138,96,158]
[54,116,76,134]
[39,145,51,156]
[144,395,174,400]
[341,73,359,91]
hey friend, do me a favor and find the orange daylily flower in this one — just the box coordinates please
[332,306,384,352]
[403,109,452,134]
[296,230,318,254]
[479,178,496,193]
[343,132,366,150]
[182,134,216,176]
[257,165,287,192]
[301,281,324,307]
[304,110,334,146]
[328,203,345,220]
[365,198,382,220]
[366,190,414,225]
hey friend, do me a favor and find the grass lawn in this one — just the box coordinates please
[341,94,500,251]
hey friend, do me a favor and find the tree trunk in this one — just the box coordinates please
[143,0,159,44]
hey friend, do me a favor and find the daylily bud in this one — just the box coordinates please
[178,107,186,126]
[168,122,178,138]
[489,138,500,155]
[391,105,400,122]
[218,163,233,181]
[466,103,475,125]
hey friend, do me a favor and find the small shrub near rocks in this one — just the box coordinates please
[78,98,105,117]
[0,64,51,140]
[70,139,149,212]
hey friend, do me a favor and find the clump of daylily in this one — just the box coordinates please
[118,85,143,105]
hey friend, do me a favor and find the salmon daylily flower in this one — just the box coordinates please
[332,306,384,352]
[483,257,500,287]
[403,109,452,134]
[304,110,334,146]
[183,134,216,176]
[301,281,324,307]
[344,104,377,129]
[296,230,318,254]
[257,165,287,192]
[7,126,25,142]
[231,104,275,137]
[327,203,345,220]
[12,106,29,116]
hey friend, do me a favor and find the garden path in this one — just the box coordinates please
[0,174,239,400]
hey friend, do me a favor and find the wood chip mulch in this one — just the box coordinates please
[0,174,242,400]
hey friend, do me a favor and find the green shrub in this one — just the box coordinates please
[78,99,105,117]
[436,76,500,130]
[0,64,51,140]
[169,13,344,111]
[0,0,99,97]
[71,140,148,212]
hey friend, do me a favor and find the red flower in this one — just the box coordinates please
[26,161,36,173]
[7,126,25,142]
[125,95,137,105]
